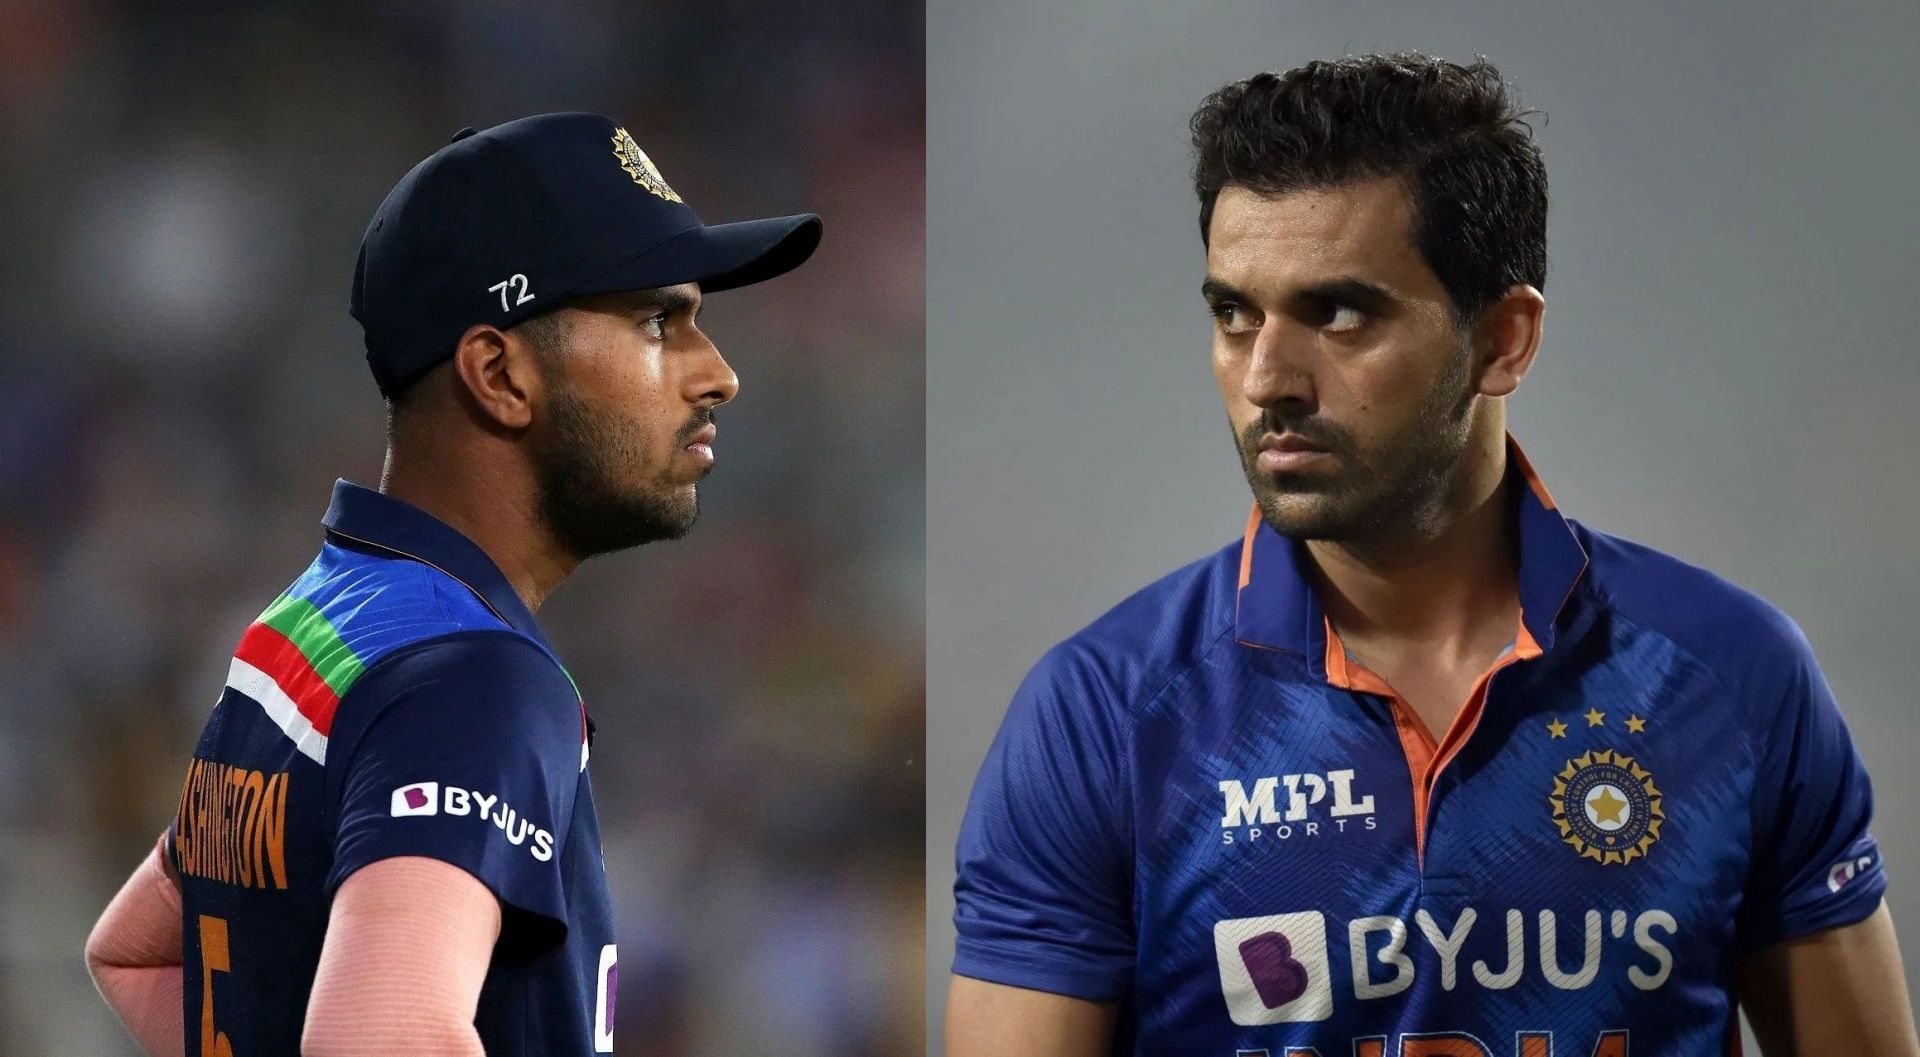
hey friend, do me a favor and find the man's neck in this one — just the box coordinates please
[1305,443,1519,665]
[379,450,576,614]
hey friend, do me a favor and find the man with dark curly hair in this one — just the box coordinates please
[948,53,1918,1056]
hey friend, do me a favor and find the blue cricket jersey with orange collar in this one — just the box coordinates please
[168,481,620,1055]
[953,439,1885,1056]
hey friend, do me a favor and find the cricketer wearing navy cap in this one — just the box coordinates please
[352,111,821,395]
[83,112,820,1057]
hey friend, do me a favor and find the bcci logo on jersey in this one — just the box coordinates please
[1218,768,1377,845]
[1548,750,1663,865]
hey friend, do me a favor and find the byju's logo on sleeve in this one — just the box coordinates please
[1213,911,1333,1024]
[390,782,440,816]
[384,781,557,862]
[1828,852,1875,893]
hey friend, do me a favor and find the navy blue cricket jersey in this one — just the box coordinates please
[954,439,1886,1056]
[169,481,618,1055]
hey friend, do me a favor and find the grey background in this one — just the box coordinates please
[926,0,1920,1049]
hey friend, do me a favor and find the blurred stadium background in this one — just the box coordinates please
[0,1,923,1053]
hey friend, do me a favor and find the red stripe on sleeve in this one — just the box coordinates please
[233,622,343,736]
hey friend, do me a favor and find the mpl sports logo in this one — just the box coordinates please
[1218,768,1377,846]
[1215,906,1676,1026]
[389,781,556,862]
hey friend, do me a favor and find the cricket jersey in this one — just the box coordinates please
[169,481,619,1056]
[953,439,1886,1056]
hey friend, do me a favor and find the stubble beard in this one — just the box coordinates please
[1238,340,1478,545]
[533,386,706,561]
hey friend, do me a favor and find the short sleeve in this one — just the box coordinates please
[952,643,1135,1002]
[324,632,584,959]
[1737,617,1886,948]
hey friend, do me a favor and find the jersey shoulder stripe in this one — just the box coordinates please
[224,541,519,763]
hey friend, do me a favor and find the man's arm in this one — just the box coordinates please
[946,975,1116,1057]
[308,636,585,1056]
[302,856,500,1057]
[951,642,1138,1044]
[86,833,185,1057]
[1739,900,1920,1056]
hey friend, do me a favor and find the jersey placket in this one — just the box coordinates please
[1321,614,1543,872]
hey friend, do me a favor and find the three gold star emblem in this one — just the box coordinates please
[1542,707,1660,864]
[1548,710,1647,738]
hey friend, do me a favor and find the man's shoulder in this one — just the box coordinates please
[1024,537,1243,719]
[284,539,525,667]
[326,631,583,777]
[277,544,576,743]
[1571,519,1814,680]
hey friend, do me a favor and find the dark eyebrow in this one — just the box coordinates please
[1297,277,1400,314]
[630,287,701,319]
[1201,275,1402,315]
[1200,277,1246,304]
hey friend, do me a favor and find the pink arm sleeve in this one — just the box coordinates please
[85,833,186,1057]
[301,856,502,1057]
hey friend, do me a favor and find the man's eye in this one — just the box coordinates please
[641,313,667,339]
[1210,304,1258,335]
[1324,305,1366,333]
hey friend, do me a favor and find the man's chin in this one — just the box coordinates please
[1251,490,1363,542]
[544,489,700,559]
[642,489,700,542]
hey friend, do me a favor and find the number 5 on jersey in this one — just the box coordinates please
[200,915,235,1057]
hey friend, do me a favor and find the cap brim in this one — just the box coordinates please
[575,213,822,297]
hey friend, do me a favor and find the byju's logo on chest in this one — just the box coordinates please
[1218,768,1376,846]
[1214,911,1334,1024]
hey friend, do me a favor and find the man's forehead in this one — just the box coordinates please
[1205,178,1425,291]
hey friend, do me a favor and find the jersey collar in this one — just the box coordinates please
[320,479,554,653]
[1233,435,1589,675]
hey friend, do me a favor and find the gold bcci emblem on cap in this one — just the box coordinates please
[1549,749,1664,865]
[611,127,682,203]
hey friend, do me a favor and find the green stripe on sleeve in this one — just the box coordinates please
[258,594,368,697]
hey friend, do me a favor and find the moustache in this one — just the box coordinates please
[1241,412,1347,455]
[675,408,717,446]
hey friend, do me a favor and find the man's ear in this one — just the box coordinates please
[450,323,542,430]
[1473,284,1545,398]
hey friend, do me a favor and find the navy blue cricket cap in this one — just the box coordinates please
[350,112,822,395]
